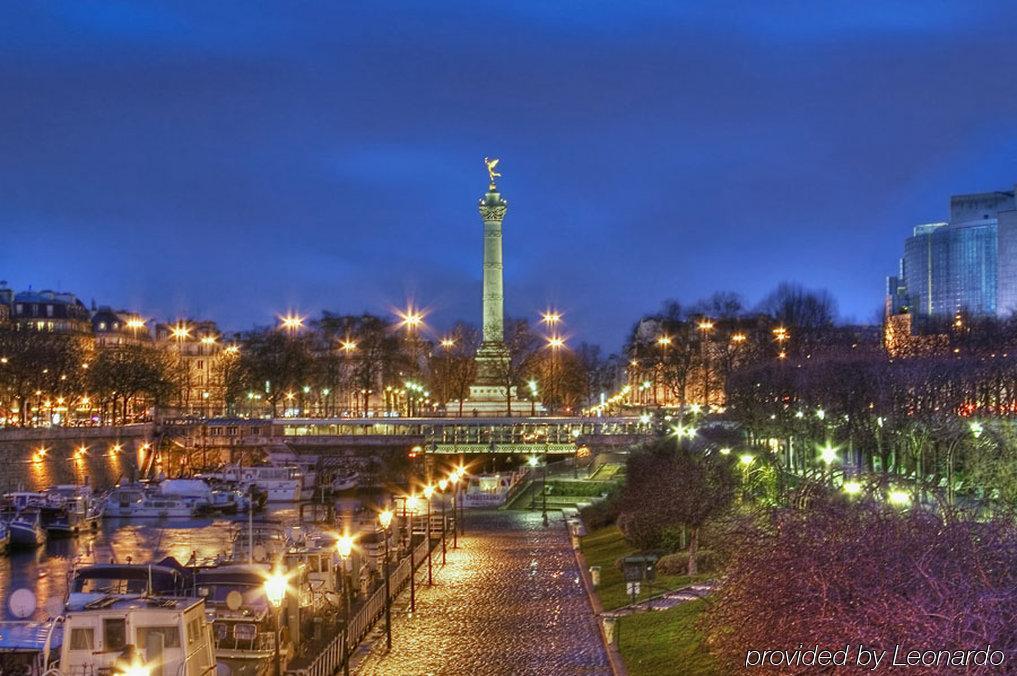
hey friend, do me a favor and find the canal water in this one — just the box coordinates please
[0,503,349,621]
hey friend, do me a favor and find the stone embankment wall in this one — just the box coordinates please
[0,424,154,491]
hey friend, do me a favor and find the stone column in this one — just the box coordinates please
[479,185,507,344]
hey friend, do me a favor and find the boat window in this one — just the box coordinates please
[137,625,182,649]
[69,627,94,650]
[186,617,203,645]
[104,618,127,651]
[77,577,148,594]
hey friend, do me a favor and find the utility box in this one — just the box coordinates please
[621,553,659,585]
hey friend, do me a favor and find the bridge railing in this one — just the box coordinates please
[286,535,431,676]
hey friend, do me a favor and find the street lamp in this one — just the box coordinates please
[448,470,461,548]
[438,479,448,566]
[405,494,420,612]
[540,310,563,327]
[279,313,304,334]
[396,305,425,332]
[378,508,394,651]
[335,533,354,676]
[263,568,288,676]
[423,484,434,585]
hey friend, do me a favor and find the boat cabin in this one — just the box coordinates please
[67,563,189,610]
[60,596,215,676]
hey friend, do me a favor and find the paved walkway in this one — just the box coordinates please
[353,510,611,675]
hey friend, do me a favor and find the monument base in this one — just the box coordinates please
[449,384,537,417]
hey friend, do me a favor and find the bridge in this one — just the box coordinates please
[163,415,654,456]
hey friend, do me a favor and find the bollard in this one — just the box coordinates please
[602,615,618,646]
[590,565,601,587]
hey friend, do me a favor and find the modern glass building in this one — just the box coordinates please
[889,186,1017,318]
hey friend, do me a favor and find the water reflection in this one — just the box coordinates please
[0,507,300,620]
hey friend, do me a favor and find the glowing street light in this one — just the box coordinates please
[396,305,426,331]
[718,447,731,455]
[340,339,357,353]
[656,335,672,347]
[263,568,288,676]
[546,335,565,350]
[335,532,354,676]
[540,310,563,326]
[731,333,747,343]
[887,489,911,507]
[279,313,305,333]
[440,337,456,349]
[843,480,862,496]
[170,323,191,341]
[970,420,984,438]
[819,442,839,465]
[117,657,151,676]
[377,509,394,649]
[697,320,714,332]
[738,453,755,466]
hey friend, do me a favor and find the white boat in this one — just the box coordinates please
[40,485,103,535]
[102,484,203,518]
[59,596,216,676]
[210,465,305,502]
[266,448,319,499]
[462,472,521,508]
[195,563,285,674]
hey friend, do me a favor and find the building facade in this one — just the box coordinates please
[889,186,1017,319]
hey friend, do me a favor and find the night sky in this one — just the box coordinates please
[4,2,1017,349]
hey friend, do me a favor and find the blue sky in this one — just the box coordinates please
[3,1,1017,349]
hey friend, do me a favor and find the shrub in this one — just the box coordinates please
[579,492,620,530]
[656,549,720,576]
[702,497,1017,674]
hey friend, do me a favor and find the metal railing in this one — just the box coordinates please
[286,535,431,676]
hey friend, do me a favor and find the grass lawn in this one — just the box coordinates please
[617,599,719,676]
[580,525,709,610]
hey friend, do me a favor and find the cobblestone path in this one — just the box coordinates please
[353,510,611,675]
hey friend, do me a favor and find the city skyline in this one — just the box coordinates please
[5,2,1017,346]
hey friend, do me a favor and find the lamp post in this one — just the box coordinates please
[438,478,448,565]
[448,470,460,548]
[263,569,287,676]
[378,508,394,651]
[456,465,466,537]
[336,533,354,676]
[542,437,549,528]
[406,494,420,612]
[697,319,714,408]
[423,485,434,585]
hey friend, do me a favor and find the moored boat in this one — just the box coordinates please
[102,484,204,518]
[41,485,102,535]
[66,560,190,610]
[59,595,217,676]
[8,510,46,548]
[461,472,523,508]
